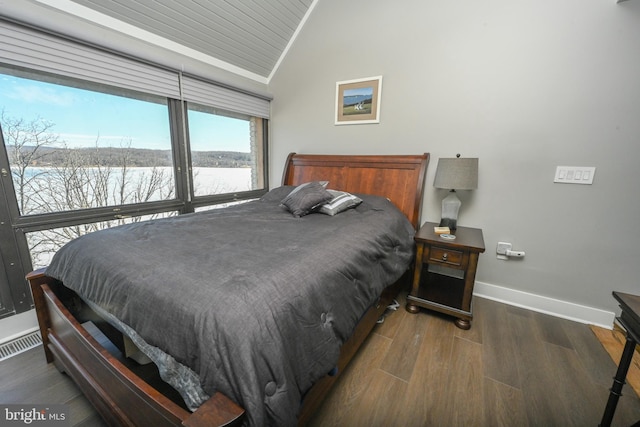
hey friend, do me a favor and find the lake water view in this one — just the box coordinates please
[21,166,252,203]
[18,166,253,267]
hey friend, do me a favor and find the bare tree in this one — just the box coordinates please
[1,110,60,215]
[1,113,175,267]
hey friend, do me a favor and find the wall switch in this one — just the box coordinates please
[554,166,595,185]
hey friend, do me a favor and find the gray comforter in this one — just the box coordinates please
[45,186,416,426]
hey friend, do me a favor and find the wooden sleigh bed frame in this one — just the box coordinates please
[27,152,429,427]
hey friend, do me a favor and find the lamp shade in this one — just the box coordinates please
[433,157,478,190]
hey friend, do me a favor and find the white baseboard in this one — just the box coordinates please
[473,281,615,330]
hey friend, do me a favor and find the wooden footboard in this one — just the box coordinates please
[28,267,408,427]
[28,268,244,427]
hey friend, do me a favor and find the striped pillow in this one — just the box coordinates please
[318,190,363,216]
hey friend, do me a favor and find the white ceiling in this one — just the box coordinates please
[1,0,318,85]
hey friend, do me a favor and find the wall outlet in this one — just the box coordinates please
[496,241,526,260]
[496,242,511,254]
[496,242,511,260]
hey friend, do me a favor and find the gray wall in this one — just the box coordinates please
[269,0,640,316]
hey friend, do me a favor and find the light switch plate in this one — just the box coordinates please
[554,166,595,185]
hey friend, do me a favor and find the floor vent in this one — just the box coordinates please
[0,331,42,362]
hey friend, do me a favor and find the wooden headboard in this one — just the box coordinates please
[281,153,430,230]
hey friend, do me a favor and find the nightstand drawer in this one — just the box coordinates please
[427,246,463,266]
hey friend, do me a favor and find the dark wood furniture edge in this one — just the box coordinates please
[27,152,430,426]
[613,321,640,354]
[600,291,640,427]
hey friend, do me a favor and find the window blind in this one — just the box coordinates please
[181,75,270,119]
[0,20,181,99]
[0,19,270,118]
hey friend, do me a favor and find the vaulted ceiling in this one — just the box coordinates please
[1,0,317,85]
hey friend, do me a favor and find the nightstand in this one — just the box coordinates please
[406,222,485,329]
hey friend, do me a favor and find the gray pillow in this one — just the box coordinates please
[260,185,296,202]
[281,181,332,217]
[318,190,363,216]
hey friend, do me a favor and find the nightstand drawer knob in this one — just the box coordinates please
[427,246,463,266]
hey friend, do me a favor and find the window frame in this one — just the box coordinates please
[183,103,269,212]
[1,81,269,232]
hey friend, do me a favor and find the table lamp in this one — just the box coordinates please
[433,154,478,230]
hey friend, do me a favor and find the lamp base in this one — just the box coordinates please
[439,217,457,230]
[439,190,461,230]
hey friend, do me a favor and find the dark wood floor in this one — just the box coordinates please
[2,293,639,427]
[0,346,107,427]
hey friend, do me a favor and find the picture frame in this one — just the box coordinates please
[335,76,382,125]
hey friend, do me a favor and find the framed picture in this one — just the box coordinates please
[335,76,382,125]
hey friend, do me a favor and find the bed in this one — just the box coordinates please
[27,152,429,426]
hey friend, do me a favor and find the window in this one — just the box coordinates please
[1,72,175,216]
[0,68,269,273]
[187,104,265,198]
